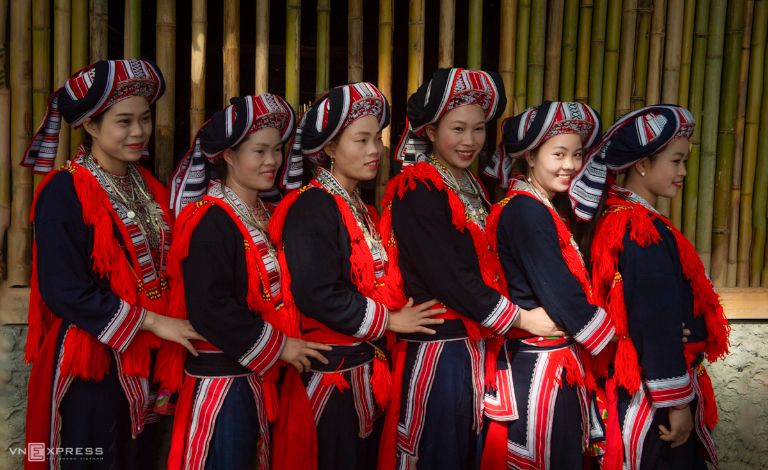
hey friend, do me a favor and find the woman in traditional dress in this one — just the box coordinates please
[21,59,202,469]
[268,82,445,470]
[570,105,729,470]
[160,94,332,470]
[480,101,613,470]
[377,68,561,470]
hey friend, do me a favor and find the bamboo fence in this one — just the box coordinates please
[2,0,768,288]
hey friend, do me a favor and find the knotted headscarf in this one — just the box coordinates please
[22,59,165,174]
[568,104,695,222]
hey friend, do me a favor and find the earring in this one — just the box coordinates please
[641,171,646,177]
[527,176,532,183]
[330,157,335,173]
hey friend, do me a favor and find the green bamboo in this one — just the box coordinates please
[528,0,547,105]
[123,0,141,59]
[588,0,607,111]
[601,0,622,126]
[751,26,768,286]
[632,0,652,110]
[560,0,580,101]
[285,0,301,111]
[615,0,638,120]
[695,0,727,271]
[657,0,680,218]
[375,0,393,210]
[468,0,483,70]
[515,0,531,111]
[575,0,594,104]
[545,0,564,101]
[407,0,425,100]
[53,0,71,170]
[646,0,666,106]
[667,0,688,227]
[70,0,88,159]
[32,0,51,189]
[682,0,710,244]
[710,0,744,286]
[316,0,330,98]
[738,0,767,285]
[678,0,697,106]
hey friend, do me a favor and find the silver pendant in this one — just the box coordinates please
[127,210,136,219]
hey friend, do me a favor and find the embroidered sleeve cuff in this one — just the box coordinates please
[573,306,615,355]
[481,296,520,335]
[353,298,389,341]
[646,374,695,408]
[98,299,146,353]
[239,323,287,375]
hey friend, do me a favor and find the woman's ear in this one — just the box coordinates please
[425,124,436,143]
[82,118,99,139]
[633,157,650,176]
[222,148,236,167]
[323,140,336,158]
[525,150,535,168]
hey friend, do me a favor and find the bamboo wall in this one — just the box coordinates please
[1,0,768,290]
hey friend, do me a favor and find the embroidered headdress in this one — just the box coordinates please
[169,94,296,216]
[484,101,602,189]
[568,104,695,221]
[395,67,506,165]
[22,59,165,174]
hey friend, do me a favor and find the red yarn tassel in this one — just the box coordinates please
[485,335,504,389]
[371,351,393,409]
[321,372,350,392]
[697,367,719,430]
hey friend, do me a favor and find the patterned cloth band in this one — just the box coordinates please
[395,67,506,165]
[21,59,165,174]
[169,94,296,216]
[287,82,389,166]
[484,101,601,189]
[568,104,695,222]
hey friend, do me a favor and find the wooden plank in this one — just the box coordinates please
[717,288,768,319]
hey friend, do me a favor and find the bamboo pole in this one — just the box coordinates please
[123,0,141,59]
[615,0,638,120]
[32,0,51,190]
[316,0,330,98]
[682,0,710,243]
[575,0,594,104]
[0,0,10,268]
[468,0,483,70]
[515,0,531,111]
[254,0,269,95]
[155,0,175,186]
[601,0,622,126]
[710,0,744,286]
[588,0,607,111]
[70,0,88,159]
[646,0,666,106]
[222,0,240,105]
[286,0,301,110]
[695,0,727,272]
[678,0,697,107]
[559,0,579,101]
[9,0,34,286]
[190,0,206,143]
[666,0,686,227]
[349,0,363,82]
[407,0,425,100]
[753,39,768,285]
[543,0,563,101]
[53,0,71,171]
[632,0,652,111]
[439,0,455,68]
[375,0,393,211]
[90,0,108,62]
[528,0,546,106]
[497,0,517,199]
[738,0,767,286]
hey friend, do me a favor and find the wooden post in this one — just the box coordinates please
[601,0,622,126]
[375,0,393,211]
[90,0,108,62]
[316,0,330,97]
[32,0,51,189]
[615,0,638,120]
[0,0,10,267]
[528,0,546,106]
[123,0,141,59]
[544,0,565,101]
[255,0,269,95]
[468,0,483,70]
[9,0,34,286]
[286,0,301,111]
[439,0,455,68]
[70,0,88,159]
[223,0,240,105]
[588,0,607,111]
[349,0,363,82]
[54,0,71,170]
[665,0,686,226]
[515,0,531,111]
[155,0,175,186]
[407,0,425,100]
[574,0,594,104]
[190,0,206,143]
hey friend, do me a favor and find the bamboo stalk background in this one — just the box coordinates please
[316,0,330,98]
[9,0,33,286]
[632,0,652,111]
[348,0,363,83]
[70,0,88,159]
[90,0,108,62]
[601,0,623,126]
[559,0,579,101]
[695,0,727,271]
[738,0,767,286]
[515,0,531,111]
[751,28,768,286]
[223,0,240,105]
[499,0,517,118]
[668,0,688,227]
[544,0,564,101]
[407,0,425,100]
[588,0,607,111]
[375,0,394,211]
[190,0,206,142]
[615,0,638,120]
[682,0,710,243]
[286,0,301,111]
[123,0,140,59]
[155,0,175,186]
[32,0,51,189]
[255,0,269,95]
[53,0,71,171]
[528,0,546,106]
[646,0,666,106]
[0,0,10,273]
[468,0,483,70]
[439,0,455,68]
[575,0,594,104]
